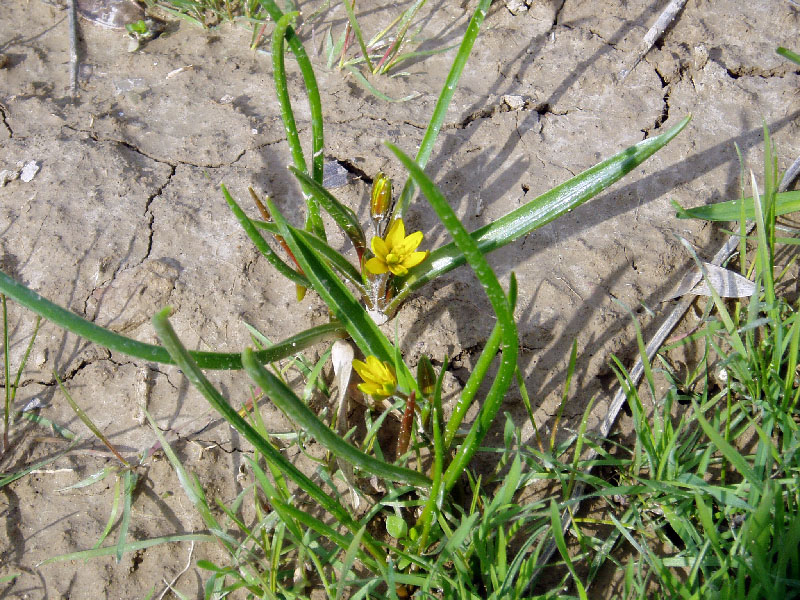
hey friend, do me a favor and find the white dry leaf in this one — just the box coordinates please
[331,339,361,510]
[666,262,755,300]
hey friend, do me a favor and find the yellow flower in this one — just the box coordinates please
[365,219,428,277]
[352,355,397,398]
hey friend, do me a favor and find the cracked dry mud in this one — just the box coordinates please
[1,0,799,597]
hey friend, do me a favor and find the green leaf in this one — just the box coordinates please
[341,0,374,73]
[0,270,345,369]
[344,66,420,102]
[242,348,431,487]
[674,190,800,221]
[777,46,800,66]
[38,533,218,566]
[390,115,691,305]
[386,514,409,539]
[150,308,386,562]
[252,219,364,289]
[393,0,492,217]
[221,184,310,287]
[115,469,138,563]
[290,167,367,258]
[386,143,518,493]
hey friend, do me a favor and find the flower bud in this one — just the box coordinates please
[370,172,392,220]
[416,355,436,398]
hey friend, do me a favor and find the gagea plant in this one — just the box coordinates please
[0,0,689,596]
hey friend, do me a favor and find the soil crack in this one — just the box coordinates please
[450,98,550,130]
[0,101,12,138]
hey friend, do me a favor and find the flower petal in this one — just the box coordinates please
[371,236,388,258]
[366,257,389,274]
[395,231,424,255]
[385,219,405,249]
[352,359,369,379]
[401,250,429,270]
[388,263,409,276]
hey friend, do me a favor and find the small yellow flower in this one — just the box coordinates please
[352,355,397,398]
[365,219,428,277]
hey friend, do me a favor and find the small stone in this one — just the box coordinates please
[502,94,526,111]
[0,169,19,187]
[20,160,40,183]
[505,0,529,15]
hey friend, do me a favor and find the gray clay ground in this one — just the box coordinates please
[0,0,799,597]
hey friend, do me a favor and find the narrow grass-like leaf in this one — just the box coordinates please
[335,525,367,600]
[38,533,217,565]
[777,46,800,65]
[0,271,345,369]
[392,0,492,218]
[415,357,447,551]
[150,309,386,561]
[221,184,309,287]
[258,0,324,183]
[691,400,761,494]
[56,372,130,467]
[0,437,81,488]
[387,143,518,492]
[92,476,121,550]
[673,190,800,221]
[242,348,430,487]
[290,167,367,259]
[548,500,588,600]
[389,116,691,306]
[251,219,364,289]
[344,65,420,102]
[376,0,429,73]
[340,0,373,73]
[271,12,326,240]
[145,409,221,537]
[115,469,138,562]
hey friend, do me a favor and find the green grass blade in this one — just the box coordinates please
[150,308,385,559]
[290,167,367,259]
[258,0,324,184]
[242,348,430,487]
[56,371,130,467]
[271,12,325,239]
[415,357,447,551]
[221,184,309,287]
[343,66,420,102]
[442,270,516,449]
[115,469,138,562]
[0,271,345,369]
[0,437,81,488]
[252,220,365,289]
[691,399,761,494]
[392,0,492,218]
[93,476,121,550]
[376,0,428,73]
[271,12,307,177]
[386,143,518,492]
[673,190,800,221]
[390,116,691,304]
[37,533,217,566]
[777,46,800,65]
[335,525,368,600]
[548,500,588,600]
[341,0,374,73]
